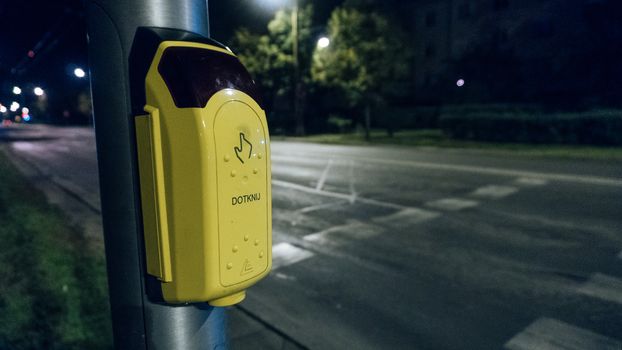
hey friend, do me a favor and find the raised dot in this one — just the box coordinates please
[226,263,233,270]
[232,245,239,253]
[224,155,230,162]
[253,168,258,174]
[254,240,259,246]
[244,235,249,242]
[230,170,236,177]
[258,153,263,159]
[259,251,264,258]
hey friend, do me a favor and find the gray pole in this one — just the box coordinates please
[85,1,227,349]
[292,0,304,136]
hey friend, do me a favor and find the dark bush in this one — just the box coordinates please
[439,109,622,145]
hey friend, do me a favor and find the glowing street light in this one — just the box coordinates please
[456,78,465,87]
[317,36,330,49]
[0,105,6,113]
[74,67,86,78]
[12,86,22,95]
[34,87,44,96]
[10,102,20,112]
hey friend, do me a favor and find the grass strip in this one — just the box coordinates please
[275,129,622,161]
[0,152,112,349]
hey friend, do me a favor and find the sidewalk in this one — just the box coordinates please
[0,125,306,349]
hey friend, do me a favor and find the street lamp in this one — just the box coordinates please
[34,87,45,96]
[12,86,22,95]
[317,36,330,49]
[260,0,304,134]
[74,67,86,78]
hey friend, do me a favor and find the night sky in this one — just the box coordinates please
[0,0,344,81]
[0,0,344,112]
[210,0,343,42]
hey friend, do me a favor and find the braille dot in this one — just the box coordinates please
[259,251,264,258]
[232,246,239,253]
[226,263,233,269]
[258,153,263,159]
[224,155,230,162]
[230,170,236,177]
[244,235,249,242]
[253,168,258,174]
[254,240,259,246]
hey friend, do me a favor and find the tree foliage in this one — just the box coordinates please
[311,7,411,108]
[231,5,314,130]
[311,6,411,138]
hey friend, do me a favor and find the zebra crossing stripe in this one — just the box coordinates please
[471,185,518,199]
[425,198,479,211]
[515,177,548,186]
[504,317,622,350]
[271,242,314,270]
[576,273,622,305]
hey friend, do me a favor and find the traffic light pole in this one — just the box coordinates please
[85,1,227,349]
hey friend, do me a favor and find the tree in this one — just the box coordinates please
[311,6,411,139]
[231,5,314,135]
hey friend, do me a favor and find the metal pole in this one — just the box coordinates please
[292,0,304,135]
[85,1,227,349]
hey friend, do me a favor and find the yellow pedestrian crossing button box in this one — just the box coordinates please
[134,37,272,306]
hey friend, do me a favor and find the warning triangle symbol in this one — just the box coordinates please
[241,259,254,275]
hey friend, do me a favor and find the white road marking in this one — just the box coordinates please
[515,177,548,186]
[576,273,622,305]
[425,198,479,211]
[273,272,297,281]
[316,158,333,191]
[271,154,622,187]
[372,208,440,227]
[272,179,407,210]
[486,211,619,238]
[504,317,622,350]
[271,164,320,179]
[471,185,518,199]
[271,242,314,270]
[348,160,357,203]
[298,201,346,214]
[303,221,384,245]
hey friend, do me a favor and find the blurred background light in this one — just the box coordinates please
[10,102,20,112]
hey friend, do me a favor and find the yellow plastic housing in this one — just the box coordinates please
[135,41,272,305]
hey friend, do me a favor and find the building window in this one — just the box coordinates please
[425,43,436,58]
[493,0,509,11]
[425,11,436,27]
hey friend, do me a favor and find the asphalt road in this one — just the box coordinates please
[3,124,622,350]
